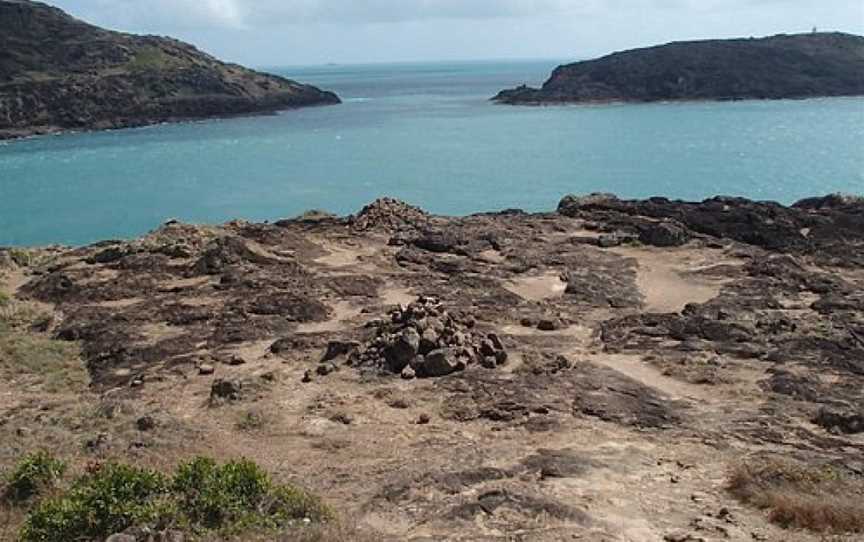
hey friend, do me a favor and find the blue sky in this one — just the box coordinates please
[47,0,864,65]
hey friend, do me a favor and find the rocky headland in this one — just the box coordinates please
[2,194,864,540]
[494,32,864,104]
[0,0,340,140]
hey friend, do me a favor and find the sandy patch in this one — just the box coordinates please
[610,247,736,313]
[504,271,567,301]
[380,286,415,308]
[296,300,364,334]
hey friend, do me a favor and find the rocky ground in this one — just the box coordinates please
[1,194,863,541]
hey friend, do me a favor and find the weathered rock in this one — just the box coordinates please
[322,341,360,362]
[210,379,242,402]
[813,408,864,435]
[639,221,691,247]
[136,416,156,432]
[537,319,563,332]
[383,329,421,373]
[557,193,620,215]
[420,348,466,378]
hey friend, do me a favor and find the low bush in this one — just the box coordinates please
[20,463,170,542]
[2,452,66,504]
[17,456,331,542]
[727,457,864,533]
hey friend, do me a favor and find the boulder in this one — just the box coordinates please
[420,348,466,377]
[383,328,420,373]
[638,221,691,247]
[813,408,864,435]
[557,193,620,216]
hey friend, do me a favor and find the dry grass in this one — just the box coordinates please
[211,520,383,542]
[0,275,86,393]
[727,457,864,533]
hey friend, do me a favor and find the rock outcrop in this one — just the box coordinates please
[494,32,864,104]
[0,0,340,139]
[7,194,864,541]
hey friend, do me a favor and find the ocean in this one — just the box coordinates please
[1,60,863,246]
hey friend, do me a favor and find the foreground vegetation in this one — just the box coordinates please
[2,452,332,542]
[728,457,864,534]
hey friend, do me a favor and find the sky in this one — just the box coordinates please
[46,0,864,66]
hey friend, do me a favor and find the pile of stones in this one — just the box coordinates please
[350,296,507,378]
[350,198,430,232]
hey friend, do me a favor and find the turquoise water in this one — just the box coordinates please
[1,60,863,246]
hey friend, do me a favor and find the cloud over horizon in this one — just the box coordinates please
[46,0,864,64]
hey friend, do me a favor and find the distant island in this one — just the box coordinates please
[494,32,864,104]
[0,0,340,139]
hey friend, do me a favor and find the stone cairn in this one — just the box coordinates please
[350,296,507,378]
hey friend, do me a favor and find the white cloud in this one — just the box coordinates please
[44,0,864,64]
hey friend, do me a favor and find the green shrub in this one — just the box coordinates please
[17,457,331,541]
[173,457,330,530]
[173,457,269,529]
[2,451,66,504]
[19,463,169,542]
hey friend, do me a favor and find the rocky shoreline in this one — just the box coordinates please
[0,0,340,140]
[495,33,864,105]
[2,193,863,540]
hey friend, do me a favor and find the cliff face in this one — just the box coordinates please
[0,0,340,139]
[494,33,864,104]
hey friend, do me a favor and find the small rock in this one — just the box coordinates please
[301,370,313,383]
[416,414,431,425]
[330,413,354,425]
[401,366,416,380]
[481,356,497,369]
[316,363,336,376]
[210,379,242,402]
[198,364,215,376]
[598,234,622,248]
[537,319,562,332]
[136,416,156,432]
[226,355,246,366]
[85,433,110,453]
